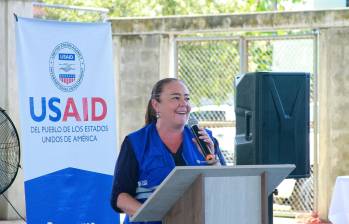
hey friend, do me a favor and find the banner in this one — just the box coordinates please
[15,17,119,223]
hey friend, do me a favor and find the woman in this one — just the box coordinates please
[110,78,226,223]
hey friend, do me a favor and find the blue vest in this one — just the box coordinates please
[124,123,212,224]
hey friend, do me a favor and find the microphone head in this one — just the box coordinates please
[187,116,199,127]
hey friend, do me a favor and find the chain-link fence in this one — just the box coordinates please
[246,36,316,100]
[175,33,316,215]
[274,166,314,213]
[177,37,240,161]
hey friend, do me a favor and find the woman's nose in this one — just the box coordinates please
[179,98,188,106]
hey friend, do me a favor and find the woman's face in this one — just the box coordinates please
[152,81,191,129]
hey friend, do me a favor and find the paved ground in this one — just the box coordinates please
[0,221,25,224]
[275,217,297,224]
[0,218,297,224]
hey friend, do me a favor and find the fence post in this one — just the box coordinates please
[239,36,248,74]
[312,28,320,214]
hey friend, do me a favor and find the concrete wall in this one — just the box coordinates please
[113,34,170,142]
[111,9,349,34]
[318,27,349,219]
[0,0,32,220]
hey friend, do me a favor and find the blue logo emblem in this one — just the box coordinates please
[49,42,85,92]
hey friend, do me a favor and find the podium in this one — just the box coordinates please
[131,164,295,224]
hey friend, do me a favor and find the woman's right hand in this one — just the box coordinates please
[192,127,218,165]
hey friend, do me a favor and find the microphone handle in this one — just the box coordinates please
[191,125,215,161]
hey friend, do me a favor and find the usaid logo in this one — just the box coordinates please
[59,53,75,61]
[49,42,85,92]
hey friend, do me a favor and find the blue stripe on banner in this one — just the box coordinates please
[25,168,119,224]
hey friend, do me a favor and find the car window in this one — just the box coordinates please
[191,110,226,121]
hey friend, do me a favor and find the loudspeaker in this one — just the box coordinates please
[235,72,310,178]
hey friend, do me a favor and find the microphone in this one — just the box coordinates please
[187,117,215,162]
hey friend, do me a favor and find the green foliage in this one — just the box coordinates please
[178,41,239,106]
[36,0,306,21]
[35,0,107,21]
[248,40,274,72]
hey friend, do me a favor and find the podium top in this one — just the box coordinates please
[131,164,295,222]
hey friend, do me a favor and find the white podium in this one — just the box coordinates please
[131,164,295,224]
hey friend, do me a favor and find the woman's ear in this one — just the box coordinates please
[151,98,159,113]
